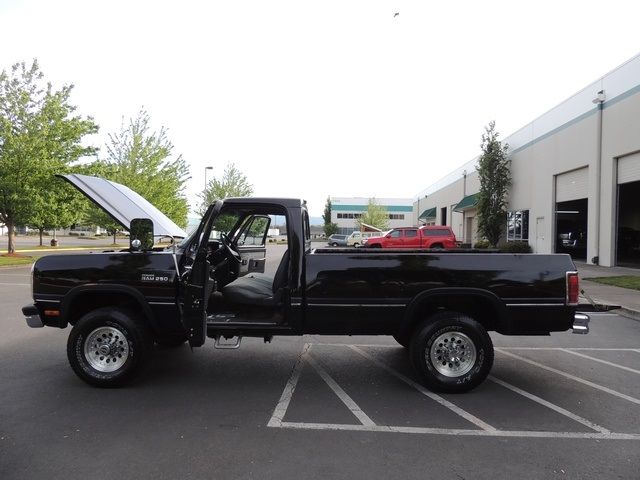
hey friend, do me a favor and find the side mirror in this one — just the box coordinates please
[130,218,154,251]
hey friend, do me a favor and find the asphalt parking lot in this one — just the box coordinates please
[1,255,639,479]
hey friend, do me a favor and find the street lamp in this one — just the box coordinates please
[204,166,213,191]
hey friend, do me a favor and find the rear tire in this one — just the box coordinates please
[67,307,154,388]
[409,311,493,393]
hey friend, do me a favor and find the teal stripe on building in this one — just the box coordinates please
[333,204,412,212]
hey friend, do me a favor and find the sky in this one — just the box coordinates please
[2,0,640,218]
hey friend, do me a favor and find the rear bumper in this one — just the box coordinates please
[22,304,44,328]
[572,313,590,334]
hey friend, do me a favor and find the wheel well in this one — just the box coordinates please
[401,293,504,337]
[64,291,151,328]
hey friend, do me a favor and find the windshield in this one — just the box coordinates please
[177,208,244,249]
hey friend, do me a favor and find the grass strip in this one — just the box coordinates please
[584,276,640,291]
[0,254,39,266]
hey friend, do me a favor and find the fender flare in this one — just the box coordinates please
[60,284,159,330]
[398,287,511,337]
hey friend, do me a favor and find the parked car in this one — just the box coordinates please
[365,226,460,249]
[362,230,391,246]
[558,221,587,250]
[346,231,380,247]
[618,227,640,254]
[327,234,348,246]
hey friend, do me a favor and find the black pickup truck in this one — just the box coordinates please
[22,174,589,393]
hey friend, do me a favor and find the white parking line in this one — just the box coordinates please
[497,347,638,351]
[559,348,640,374]
[268,343,640,440]
[348,345,497,432]
[496,348,640,405]
[273,422,639,440]
[488,376,611,434]
[304,353,376,427]
[268,343,310,427]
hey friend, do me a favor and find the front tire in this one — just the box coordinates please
[67,307,154,388]
[409,311,493,393]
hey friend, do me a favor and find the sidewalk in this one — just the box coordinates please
[574,261,640,321]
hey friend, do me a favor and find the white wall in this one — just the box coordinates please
[413,53,640,265]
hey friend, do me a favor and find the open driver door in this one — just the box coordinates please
[180,204,218,347]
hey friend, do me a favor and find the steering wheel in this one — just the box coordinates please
[220,233,242,264]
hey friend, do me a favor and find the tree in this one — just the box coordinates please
[476,121,511,247]
[196,162,253,216]
[25,179,84,246]
[0,60,98,254]
[357,197,389,231]
[83,109,190,240]
[322,196,338,237]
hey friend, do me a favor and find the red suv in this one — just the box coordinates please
[365,226,459,249]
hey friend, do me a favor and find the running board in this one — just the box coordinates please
[214,335,242,349]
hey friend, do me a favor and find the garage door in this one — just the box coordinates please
[556,167,588,202]
[618,152,640,184]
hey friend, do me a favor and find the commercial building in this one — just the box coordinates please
[414,53,640,268]
[331,197,414,235]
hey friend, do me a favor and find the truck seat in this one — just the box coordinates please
[222,250,289,307]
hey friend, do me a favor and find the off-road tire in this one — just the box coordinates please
[409,311,494,393]
[67,307,154,388]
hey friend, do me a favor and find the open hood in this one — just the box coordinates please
[59,174,187,238]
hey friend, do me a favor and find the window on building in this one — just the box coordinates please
[507,210,529,242]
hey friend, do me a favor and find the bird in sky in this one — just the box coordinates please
[394,12,399,17]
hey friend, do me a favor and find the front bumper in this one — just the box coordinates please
[572,313,590,334]
[22,304,44,328]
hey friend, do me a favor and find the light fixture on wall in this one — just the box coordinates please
[592,90,605,104]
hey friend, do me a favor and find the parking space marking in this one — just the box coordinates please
[488,375,611,434]
[304,352,376,427]
[268,343,640,440]
[348,345,497,432]
[274,422,640,439]
[268,342,310,428]
[559,348,640,374]
[498,347,639,352]
[496,348,640,405]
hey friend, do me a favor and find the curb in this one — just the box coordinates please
[579,294,640,322]
[615,307,640,322]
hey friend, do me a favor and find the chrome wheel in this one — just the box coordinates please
[68,308,154,387]
[410,312,493,393]
[84,326,130,372]
[428,331,477,377]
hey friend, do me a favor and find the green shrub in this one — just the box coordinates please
[497,241,532,253]
[473,240,491,249]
